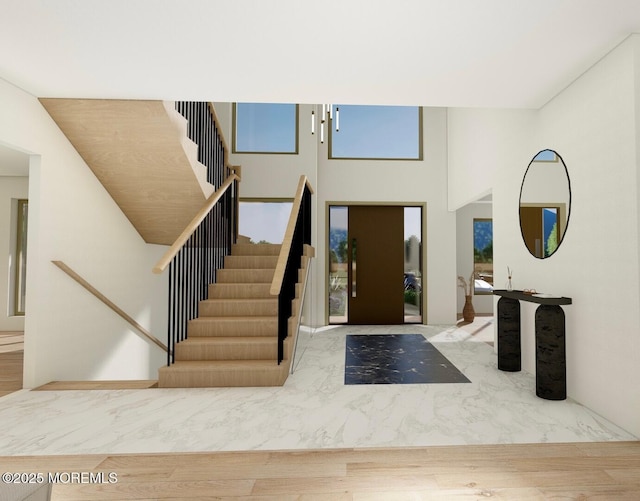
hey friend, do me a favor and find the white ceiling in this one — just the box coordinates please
[1,0,640,109]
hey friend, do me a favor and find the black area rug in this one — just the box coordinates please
[345,334,471,385]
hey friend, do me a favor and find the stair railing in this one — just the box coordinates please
[270,176,314,364]
[153,102,240,366]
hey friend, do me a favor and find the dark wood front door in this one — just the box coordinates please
[348,206,404,324]
[520,206,560,258]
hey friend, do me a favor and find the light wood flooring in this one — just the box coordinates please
[0,332,23,397]
[0,331,23,353]
[33,380,158,390]
[0,442,638,499]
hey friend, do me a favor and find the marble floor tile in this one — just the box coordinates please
[0,322,636,456]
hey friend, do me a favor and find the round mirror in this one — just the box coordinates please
[519,149,571,258]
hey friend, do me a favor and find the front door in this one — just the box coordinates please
[348,206,404,324]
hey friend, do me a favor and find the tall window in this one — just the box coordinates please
[233,103,298,154]
[329,105,422,160]
[473,218,493,294]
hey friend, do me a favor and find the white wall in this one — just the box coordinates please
[0,176,29,330]
[455,201,493,315]
[529,36,640,437]
[0,79,168,387]
[520,157,570,205]
[447,108,537,211]
[448,36,640,438]
[219,104,456,325]
[214,102,318,199]
[314,107,455,325]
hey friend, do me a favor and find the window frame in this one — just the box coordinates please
[14,199,28,316]
[232,103,300,155]
[328,105,423,161]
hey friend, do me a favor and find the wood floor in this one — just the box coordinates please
[0,331,23,353]
[0,332,23,397]
[0,442,638,500]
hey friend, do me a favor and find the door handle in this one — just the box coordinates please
[351,238,357,298]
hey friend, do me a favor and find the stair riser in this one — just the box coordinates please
[208,283,273,299]
[158,367,287,387]
[199,300,278,317]
[175,341,278,361]
[224,256,278,269]
[188,319,278,337]
[232,244,282,256]
[217,269,275,283]
[292,298,302,317]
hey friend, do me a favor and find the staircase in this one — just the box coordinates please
[40,98,313,388]
[158,240,312,387]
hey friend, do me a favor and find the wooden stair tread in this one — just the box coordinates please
[201,298,277,303]
[180,336,277,344]
[232,243,282,256]
[160,360,283,370]
[190,315,277,322]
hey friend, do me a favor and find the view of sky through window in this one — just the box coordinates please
[330,105,421,159]
[234,103,297,153]
[533,149,557,162]
[239,201,292,243]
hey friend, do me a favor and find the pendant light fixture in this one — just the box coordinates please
[311,104,340,143]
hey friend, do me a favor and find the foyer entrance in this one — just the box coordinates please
[328,204,423,325]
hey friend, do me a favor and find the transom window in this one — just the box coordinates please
[329,105,422,160]
[233,103,298,154]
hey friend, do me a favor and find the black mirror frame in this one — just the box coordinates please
[519,149,572,259]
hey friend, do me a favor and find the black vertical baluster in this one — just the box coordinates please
[166,101,239,366]
[189,234,194,328]
[176,249,182,346]
[180,248,185,344]
[190,233,195,324]
[197,226,202,308]
[168,261,173,365]
[182,246,187,344]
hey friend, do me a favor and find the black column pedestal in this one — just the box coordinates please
[535,305,566,400]
[497,297,521,372]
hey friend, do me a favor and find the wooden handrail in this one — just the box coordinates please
[270,176,314,295]
[153,173,239,274]
[52,261,168,352]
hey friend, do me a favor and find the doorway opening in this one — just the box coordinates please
[328,204,423,325]
[0,144,30,396]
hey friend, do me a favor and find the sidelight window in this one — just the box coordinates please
[473,218,493,294]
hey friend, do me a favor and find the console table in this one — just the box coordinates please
[493,289,572,400]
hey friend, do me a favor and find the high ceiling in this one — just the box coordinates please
[1,0,640,109]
